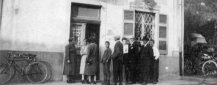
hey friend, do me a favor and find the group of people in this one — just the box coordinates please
[63,35,160,85]
[63,37,98,84]
[101,36,160,85]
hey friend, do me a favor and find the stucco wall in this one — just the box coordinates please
[0,0,70,52]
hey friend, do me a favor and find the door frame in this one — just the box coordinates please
[70,2,102,80]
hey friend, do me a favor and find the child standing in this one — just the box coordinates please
[101,41,112,85]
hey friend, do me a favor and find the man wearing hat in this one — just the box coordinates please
[122,37,131,84]
[63,37,77,83]
[149,39,160,84]
[139,36,154,85]
[111,35,123,85]
[128,36,141,83]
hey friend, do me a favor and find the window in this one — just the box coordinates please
[124,10,134,21]
[124,23,134,35]
[159,14,168,54]
[123,10,135,37]
[135,11,155,39]
[71,3,101,21]
[159,14,167,24]
[159,26,167,38]
[123,10,155,39]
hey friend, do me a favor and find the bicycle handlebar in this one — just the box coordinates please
[7,52,37,61]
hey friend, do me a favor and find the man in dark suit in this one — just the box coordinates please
[139,37,154,85]
[122,37,130,83]
[128,37,141,83]
[112,35,123,85]
[150,39,160,84]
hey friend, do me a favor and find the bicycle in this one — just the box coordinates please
[201,53,217,75]
[0,52,51,84]
[200,53,217,83]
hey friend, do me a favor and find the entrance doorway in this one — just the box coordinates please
[85,23,100,80]
[69,2,101,80]
[69,23,100,80]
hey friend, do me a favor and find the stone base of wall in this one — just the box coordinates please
[0,50,64,84]
[159,55,181,80]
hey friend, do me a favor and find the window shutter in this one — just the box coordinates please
[159,14,168,55]
[123,10,135,37]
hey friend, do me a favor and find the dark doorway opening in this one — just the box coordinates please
[85,23,100,46]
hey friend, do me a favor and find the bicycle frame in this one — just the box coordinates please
[9,61,27,75]
[6,53,37,76]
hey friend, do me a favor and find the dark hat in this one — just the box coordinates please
[122,37,128,41]
[68,37,75,42]
[142,36,149,41]
[114,35,121,40]
[150,39,155,43]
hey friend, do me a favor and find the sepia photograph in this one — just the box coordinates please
[0,0,217,85]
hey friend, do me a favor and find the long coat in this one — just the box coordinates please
[63,43,77,75]
[139,45,154,82]
[84,43,98,75]
[139,45,154,70]
[111,41,123,61]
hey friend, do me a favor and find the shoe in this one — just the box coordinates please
[81,80,85,84]
[92,81,97,84]
[106,80,110,85]
[67,80,73,83]
[127,81,133,84]
[153,81,158,84]
[102,81,106,85]
[132,81,137,84]
[136,81,142,84]
[113,83,117,85]
[86,80,91,84]
[142,82,147,85]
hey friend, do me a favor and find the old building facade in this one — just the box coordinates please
[0,0,183,82]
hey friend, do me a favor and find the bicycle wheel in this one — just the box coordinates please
[38,61,52,81]
[202,60,217,76]
[0,64,15,84]
[25,62,49,83]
